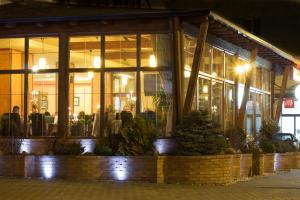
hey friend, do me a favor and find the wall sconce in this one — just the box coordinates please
[93,56,101,68]
[149,54,157,68]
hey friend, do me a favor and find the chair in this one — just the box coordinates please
[0,113,22,136]
[30,113,46,136]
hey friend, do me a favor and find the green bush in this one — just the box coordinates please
[172,110,228,155]
[258,119,279,153]
[118,116,160,156]
[226,128,247,151]
[94,139,114,156]
[53,140,85,155]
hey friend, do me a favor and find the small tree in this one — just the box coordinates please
[118,116,160,156]
[172,110,228,155]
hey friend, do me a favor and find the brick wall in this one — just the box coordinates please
[274,153,294,172]
[0,156,25,177]
[162,155,234,184]
[240,154,253,178]
[230,154,241,181]
[263,153,274,174]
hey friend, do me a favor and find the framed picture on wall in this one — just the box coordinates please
[74,97,80,106]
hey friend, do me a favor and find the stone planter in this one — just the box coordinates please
[274,152,295,172]
[25,156,157,181]
[0,155,25,177]
[230,154,241,181]
[163,155,233,184]
[240,154,253,178]
[263,153,275,174]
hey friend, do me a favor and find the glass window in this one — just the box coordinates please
[246,93,255,137]
[200,44,212,74]
[105,35,136,68]
[0,74,24,136]
[141,34,171,67]
[104,72,136,135]
[212,80,223,128]
[225,83,235,134]
[225,52,235,80]
[212,48,224,78]
[29,37,59,70]
[262,68,271,92]
[237,59,247,84]
[69,36,101,69]
[69,72,100,137]
[183,34,196,70]
[264,94,271,120]
[28,73,58,136]
[256,94,263,133]
[0,38,24,70]
[254,67,262,89]
[198,78,210,111]
[140,71,173,133]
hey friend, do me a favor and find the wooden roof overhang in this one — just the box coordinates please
[0,2,298,68]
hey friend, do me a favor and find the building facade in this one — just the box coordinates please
[0,2,298,152]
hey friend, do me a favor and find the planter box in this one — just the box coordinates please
[240,154,253,178]
[0,155,25,177]
[274,153,295,172]
[263,153,275,174]
[163,155,233,184]
[252,154,264,176]
[293,152,300,169]
[230,154,241,181]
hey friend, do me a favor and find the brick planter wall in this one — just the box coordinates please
[0,155,25,177]
[162,155,233,184]
[230,154,241,181]
[294,152,300,169]
[252,154,264,176]
[240,154,252,178]
[263,153,275,174]
[25,156,157,181]
[274,153,295,172]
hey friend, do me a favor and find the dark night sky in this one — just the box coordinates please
[156,0,300,57]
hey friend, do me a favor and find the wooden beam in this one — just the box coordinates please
[183,18,209,115]
[275,66,290,122]
[69,40,152,50]
[171,17,184,125]
[237,48,257,129]
[58,33,69,138]
[271,68,275,119]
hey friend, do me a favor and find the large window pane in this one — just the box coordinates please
[141,34,171,68]
[69,36,101,69]
[225,52,235,80]
[212,48,224,78]
[29,37,58,70]
[225,83,234,134]
[105,35,136,68]
[198,78,210,111]
[140,71,173,134]
[69,72,100,137]
[200,44,212,74]
[212,81,223,128]
[0,74,24,136]
[104,72,136,135]
[0,38,24,70]
[28,73,58,136]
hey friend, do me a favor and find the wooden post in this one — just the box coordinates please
[270,68,275,119]
[274,66,290,123]
[58,33,69,138]
[183,18,209,115]
[237,48,257,129]
[171,17,184,124]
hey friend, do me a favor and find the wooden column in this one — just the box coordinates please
[58,33,69,138]
[170,17,184,124]
[270,68,275,119]
[237,48,257,129]
[183,18,209,115]
[274,66,290,123]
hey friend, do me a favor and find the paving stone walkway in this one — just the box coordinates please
[1,171,300,200]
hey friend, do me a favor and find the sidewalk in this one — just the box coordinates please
[1,171,300,200]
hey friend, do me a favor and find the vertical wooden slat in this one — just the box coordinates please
[100,34,105,137]
[270,68,275,119]
[274,66,290,123]
[58,33,69,138]
[170,17,183,125]
[183,18,209,115]
[237,48,257,129]
[24,37,29,137]
[136,33,141,114]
